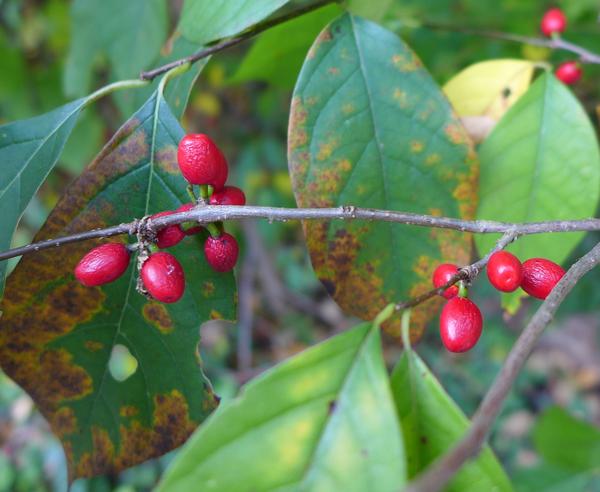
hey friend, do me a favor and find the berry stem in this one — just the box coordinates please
[400,309,412,350]
[458,281,468,298]
[186,185,198,203]
[206,222,221,238]
[200,184,210,200]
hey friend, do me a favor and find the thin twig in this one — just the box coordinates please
[395,231,518,311]
[140,0,337,81]
[406,240,600,492]
[419,21,600,64]
[3,204,600,263]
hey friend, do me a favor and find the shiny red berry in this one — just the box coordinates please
[75,243,131,287]
[541,8,567,36]
[152,210,185,248]
[432,263,459,299]
[440,297,483,353]
[487,251,523,293]
[177,134,229,187]
[555,61,582,85]
[141,252,185,303]
[521,258,565,300]
[204,232,239,272]
[209,186,246,206]
[176,203,204,236]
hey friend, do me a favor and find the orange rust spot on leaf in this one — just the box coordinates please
[209,310,222,320]
[84,341,104,352]
[425,153,441,166]
[342,103,355,115]
[119,405,139,418]
[316,137,339,161]
[444,123,469,145]
[393,88,409,108]
[156,145,179,175]
[142,302,174,334]
[392,53,423,72]
[51,406,78,435]
[201,281,215,297]
[328,67,340,75]
[307,28,332,60]
[410,140,424,153]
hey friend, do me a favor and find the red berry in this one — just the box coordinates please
[555,61,582,85]
[204,232,239,272]
[176,203,204,236]
[152,211,185,248]
[432,263,460,299]
[209,186,246,206]
[521,258,565,300]
[177,134,228,187]
[487,251,523,293]
[141,252,185,303]
[75,243,131,287]
[541,8,567,36]
[440,297,483,353]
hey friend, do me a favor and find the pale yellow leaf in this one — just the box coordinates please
[444,59,535,120]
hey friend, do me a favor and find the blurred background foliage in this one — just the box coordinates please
[1,0,600,490]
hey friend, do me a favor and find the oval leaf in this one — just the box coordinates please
[391,350,513,491]
[0,91,236,479]
[475,73,600,264]
[179,0,289,45]
[157,323,406,492]
[288,14,478,339]
[443,59,535,121]
[0,98,86,296]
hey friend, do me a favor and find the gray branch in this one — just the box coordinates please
[406,240,600,492]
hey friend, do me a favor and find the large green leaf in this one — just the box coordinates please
[532,406,600,472]
[475,73,600,264]
[231,3,342,89]
[391,350,513,491]
[179,0,290,45]
[157,323,406,492]
[288,14,478,340]
[65,0,167,97]
[0,90,236,479]
[0,98,86,297]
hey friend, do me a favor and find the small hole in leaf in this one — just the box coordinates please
[502,87,512,99]
[109,344,138,382]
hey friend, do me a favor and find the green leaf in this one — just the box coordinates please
[391,350,513,491]
[64,0,167,97]
[475,73,600,265]
[157,323,406,492]
[0,90,236,479]
[532,406,600,473]
[288,14,478,341]
[345,0,393,22]
[231,3,342,89]
[0,97,86,297]
[513,463,600,492]
[179,0,289,45]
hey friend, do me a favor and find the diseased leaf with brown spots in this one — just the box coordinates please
[288,14,478,341]
[0,91,236,480]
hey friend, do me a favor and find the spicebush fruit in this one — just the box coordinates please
[487,251,523,293]
[75,243,131,287]
[204,233,239,272]
[432,263,460,299]
[541,8,567,36]
[177,134,228,187]
[521,258,565,300]
[555,61,582,85]
[152,210,186,248]
[209,186,246,206]
[141,252,185,303]
[439,297,483,353]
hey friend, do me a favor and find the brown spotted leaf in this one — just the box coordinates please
[288,14,478,341]
[0,91,236,479]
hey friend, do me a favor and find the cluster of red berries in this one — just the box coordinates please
[75,134,246,304]
[432,253,565,353]
[540,8,583,85]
